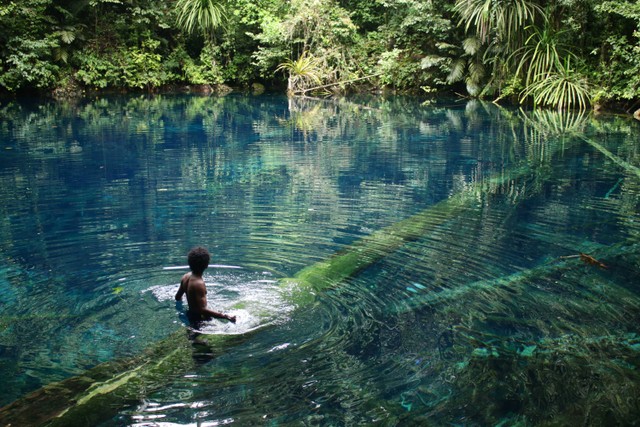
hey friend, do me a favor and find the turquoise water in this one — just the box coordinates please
[0,95,639,425]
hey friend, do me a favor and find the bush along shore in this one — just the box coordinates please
[1,0,640,116]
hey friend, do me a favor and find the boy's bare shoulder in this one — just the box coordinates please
[181,272,191,282]
[192,276,206,286]
[187,274,206,289]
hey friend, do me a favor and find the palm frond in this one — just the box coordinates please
[421,55,445,69]
[59,30,75,44]
[454,0,542,45]
[466,80,481,96]
[462,37,482,56]
[468,60,486,83]
[447,59,466,84]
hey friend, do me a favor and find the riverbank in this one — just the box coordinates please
[1,81,638,122]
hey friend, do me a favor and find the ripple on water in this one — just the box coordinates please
[2,97,640,425]
[146,270,295,335]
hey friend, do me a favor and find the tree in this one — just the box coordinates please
[370,0,456,91]
[452,0,593,109]
[252,0,362,93]
[452,0,543,97]
[0,0,62,91]
[174,0,227,85]
[592,0,640,104]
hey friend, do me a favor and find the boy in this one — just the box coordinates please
[175,246,236,323]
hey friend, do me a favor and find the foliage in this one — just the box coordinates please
[276,52,323,93]
[451,0,603,109]
[592,0,640,103]
[0,37,61,91]
[452,0,544,99]
[453,0,543,46]
[175,0,225,39]
[511,23,589,109]
[439,37,486,96]
[182,45,225,85]
[75,50,121,89]
[513,24,577,87]
[76,36,177,89]
[378,48,427,91]
[120,37,172,89]
[248,0,366,92]
[0,0,61,91]
[520,58,591,110]
[249,15,291,78]
[0,0,638,109]
[372,0,457,90]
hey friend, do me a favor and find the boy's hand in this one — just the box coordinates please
[227,315,237,323]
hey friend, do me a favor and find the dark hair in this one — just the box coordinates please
[187,246,210,275]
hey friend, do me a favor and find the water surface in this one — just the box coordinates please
[0,95,639,425]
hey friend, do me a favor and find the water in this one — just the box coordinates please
[0,95,639,426]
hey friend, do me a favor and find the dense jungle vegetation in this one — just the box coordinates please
[1,0,639,111]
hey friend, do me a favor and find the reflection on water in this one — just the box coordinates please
[0,95,639,425]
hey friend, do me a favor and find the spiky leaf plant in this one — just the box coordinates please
[513,24,578,87]
[520,58,591,110]
[454,0,543,46]
[175,0,225,38]
[276,52,323,94]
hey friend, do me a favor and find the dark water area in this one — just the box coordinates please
[0,94,639,425]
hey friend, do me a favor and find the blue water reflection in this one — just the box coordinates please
[0,95,639,425]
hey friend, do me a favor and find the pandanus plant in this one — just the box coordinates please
[175,0,225,39]
[513,25,591,110]
[453,0,591,110]
[276,52,323,94]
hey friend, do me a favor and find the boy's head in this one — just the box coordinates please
[187,246,210,275]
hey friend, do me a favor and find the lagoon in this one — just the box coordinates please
[0,94,639,425]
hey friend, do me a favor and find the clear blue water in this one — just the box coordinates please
[0,95,639,425]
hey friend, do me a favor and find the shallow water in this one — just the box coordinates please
[0,95,639,425]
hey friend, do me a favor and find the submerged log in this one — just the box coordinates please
[394,239,639,314]
[577,135,640,180]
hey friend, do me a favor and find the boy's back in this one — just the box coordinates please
[180,272,207,315]
[175,247,236,323]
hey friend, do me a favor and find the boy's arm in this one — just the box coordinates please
[202,307,236,323]
[175,273,189,300]
[192,280,236,323]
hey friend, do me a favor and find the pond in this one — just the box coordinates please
[0,94,639,426]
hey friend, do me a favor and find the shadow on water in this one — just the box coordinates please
[0,95,639,425]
